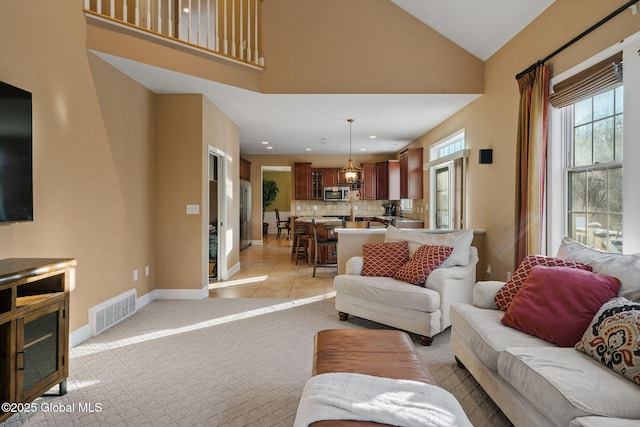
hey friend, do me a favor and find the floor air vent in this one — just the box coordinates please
[90,289,137,335]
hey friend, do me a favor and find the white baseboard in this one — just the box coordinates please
[251,239,264,246]
[70,286,207,348]
[226,261,241,278]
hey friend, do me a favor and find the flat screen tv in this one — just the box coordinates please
[0,81,33,222]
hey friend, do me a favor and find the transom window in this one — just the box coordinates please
[428,130,467,230]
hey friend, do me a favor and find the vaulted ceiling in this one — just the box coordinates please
[97,1,555,155]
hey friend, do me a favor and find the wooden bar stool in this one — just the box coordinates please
[291,220,311,264]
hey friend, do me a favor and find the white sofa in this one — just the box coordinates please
[450,238,640,427]
[334,227,479,345]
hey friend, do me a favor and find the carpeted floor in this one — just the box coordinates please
[2,297,511,426]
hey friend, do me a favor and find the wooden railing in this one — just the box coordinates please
[84,0,264,68]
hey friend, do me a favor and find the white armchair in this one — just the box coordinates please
[334,245,478,345]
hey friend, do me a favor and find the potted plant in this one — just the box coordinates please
[262,180,279,235]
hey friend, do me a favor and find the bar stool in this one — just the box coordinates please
[291,220,310,264]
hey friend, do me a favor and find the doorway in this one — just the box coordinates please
[208,149,227,281]
[262,166,292,242]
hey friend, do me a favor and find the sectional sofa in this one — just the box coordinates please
[450,237,640,427]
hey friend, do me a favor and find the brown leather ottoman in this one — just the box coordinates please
[310,329,436,427]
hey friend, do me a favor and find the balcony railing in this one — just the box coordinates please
[84,0,264,68]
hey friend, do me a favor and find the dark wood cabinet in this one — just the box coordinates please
[0,258,75,423]
[399,147,423,199]
[240,157,251,181]
[311,169,323,199]
[322,169,339,188]
[294,162,312,200]
[376,160,400,200]
[361,163,376,200]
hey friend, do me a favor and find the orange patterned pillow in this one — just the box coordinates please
[394,245,453,285]
[495,255,592,311]
[361,241,409,277]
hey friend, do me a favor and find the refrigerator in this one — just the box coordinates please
[240,179,252,250]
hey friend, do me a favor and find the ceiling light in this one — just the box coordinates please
[305,148,312,151]
[261,141,269,145]
[266,146,273,150]
[360,148,367,151]
[340,119,362,183]
[183,7,190,13]
[369,135,377,139]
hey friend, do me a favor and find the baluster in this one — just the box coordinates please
[157,0,162,34]
[168,0,173,37]
[188,0,192,43]
[254,0,259,64]
[197,0,202,46]
[215,0,219,51]
[239,0,243,60]
[177,0,183,39]
[223,0,228,54]
[145,0,151,30]
[123,0,128,23]
[135,0,140,26]
[231,0,236,57]
[246,0,251,62]
[110,0,115,18]
[84,0,89,10]
[206,0,211,49]
[97,0,102,14]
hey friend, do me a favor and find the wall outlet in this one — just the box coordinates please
[133,269,138,281]
[506,271,512,280]
[145,266,150,276]
[186,204,200,215]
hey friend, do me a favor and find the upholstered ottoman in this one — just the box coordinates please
[295,329,472,427]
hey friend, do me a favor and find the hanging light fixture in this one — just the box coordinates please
[340,118,362,183]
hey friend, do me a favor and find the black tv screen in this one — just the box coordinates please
[0,81,33,222]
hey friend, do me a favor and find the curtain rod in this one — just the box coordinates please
[515,0,639,80]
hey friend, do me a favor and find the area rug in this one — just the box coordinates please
[2,297,511,426]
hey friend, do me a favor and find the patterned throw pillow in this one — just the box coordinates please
[495,255,592,311]
[576,297,640,385]
[361,241,409,277]
[393,245,453,286]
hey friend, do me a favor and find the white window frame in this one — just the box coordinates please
[426,130,467,229]
[548,31,640,254]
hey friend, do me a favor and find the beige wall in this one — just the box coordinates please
[261,0,483,94]
[0,2,156,331]
[0,3,241,333]
[414,0,640,280]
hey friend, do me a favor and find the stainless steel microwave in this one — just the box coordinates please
[323,186,350,201]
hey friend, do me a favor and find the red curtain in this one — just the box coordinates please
[515,65,550,266]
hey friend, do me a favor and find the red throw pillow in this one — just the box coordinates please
[501,265,620,347]
[361,241,409,277]
[495,255,592,311]
[393,245,453,285]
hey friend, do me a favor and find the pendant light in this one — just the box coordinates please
[340,119,362,183]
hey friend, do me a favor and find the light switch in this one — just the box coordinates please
[186,204,200,215]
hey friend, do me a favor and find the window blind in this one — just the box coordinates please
[549,51,623,108]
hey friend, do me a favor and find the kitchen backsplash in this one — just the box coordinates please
[294,200,392,218]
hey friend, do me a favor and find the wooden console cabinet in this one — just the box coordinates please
[0,258,75,422]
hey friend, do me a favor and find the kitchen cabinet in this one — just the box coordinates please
[322,169,339,188]
[361,163,376,200]
[240,157,251,181]
[294,162,312,200]
[376,160,400,200]
[399,147,423,199]
[311,169,323,199]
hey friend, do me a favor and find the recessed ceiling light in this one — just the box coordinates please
[261,141,269,145]
[360,148,367,151]
[183,7,190,13]
[305,148,312,151]
[369,135,377,139]
[266,146,273,150]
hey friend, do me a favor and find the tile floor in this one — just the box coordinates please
[208,234,337,298]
